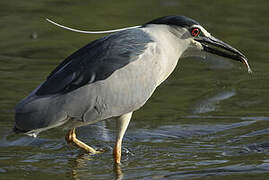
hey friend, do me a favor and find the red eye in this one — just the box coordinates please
[191,28,200,37]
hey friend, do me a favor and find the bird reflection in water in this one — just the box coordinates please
[68,153,123,180]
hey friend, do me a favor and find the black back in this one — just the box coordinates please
[144,15,199,28]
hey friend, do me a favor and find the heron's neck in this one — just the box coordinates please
[141,25,190,85]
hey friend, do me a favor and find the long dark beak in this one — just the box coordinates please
[196,36,252,73]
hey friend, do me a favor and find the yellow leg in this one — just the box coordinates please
[113,112,132,164]
[65,128,98,154]
[114,140,122,164]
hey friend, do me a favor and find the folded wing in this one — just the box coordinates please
[36,28,152,96]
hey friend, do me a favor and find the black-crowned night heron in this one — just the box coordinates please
[14,15,251,164]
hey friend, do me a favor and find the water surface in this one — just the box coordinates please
[1,0,269,179]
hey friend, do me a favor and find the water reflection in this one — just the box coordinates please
[192,89,236,114]
[114,164,123,180]
[67,153,123,180]
[0,130,35,147]
[69,153,91,180]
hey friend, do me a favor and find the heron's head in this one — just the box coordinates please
[145,15,252,73]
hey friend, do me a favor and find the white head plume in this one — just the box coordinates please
[46,18,141,34]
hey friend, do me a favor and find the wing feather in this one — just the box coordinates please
[36,28,152,96]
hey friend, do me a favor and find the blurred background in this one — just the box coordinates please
[1,0,269,179]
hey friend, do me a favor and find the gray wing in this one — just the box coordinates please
[36,28,152,96]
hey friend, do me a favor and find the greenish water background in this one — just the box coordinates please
[1,0,269,179]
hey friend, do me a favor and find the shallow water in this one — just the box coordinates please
[1,0,269,179]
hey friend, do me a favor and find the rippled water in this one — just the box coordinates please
[1,0,269,179]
